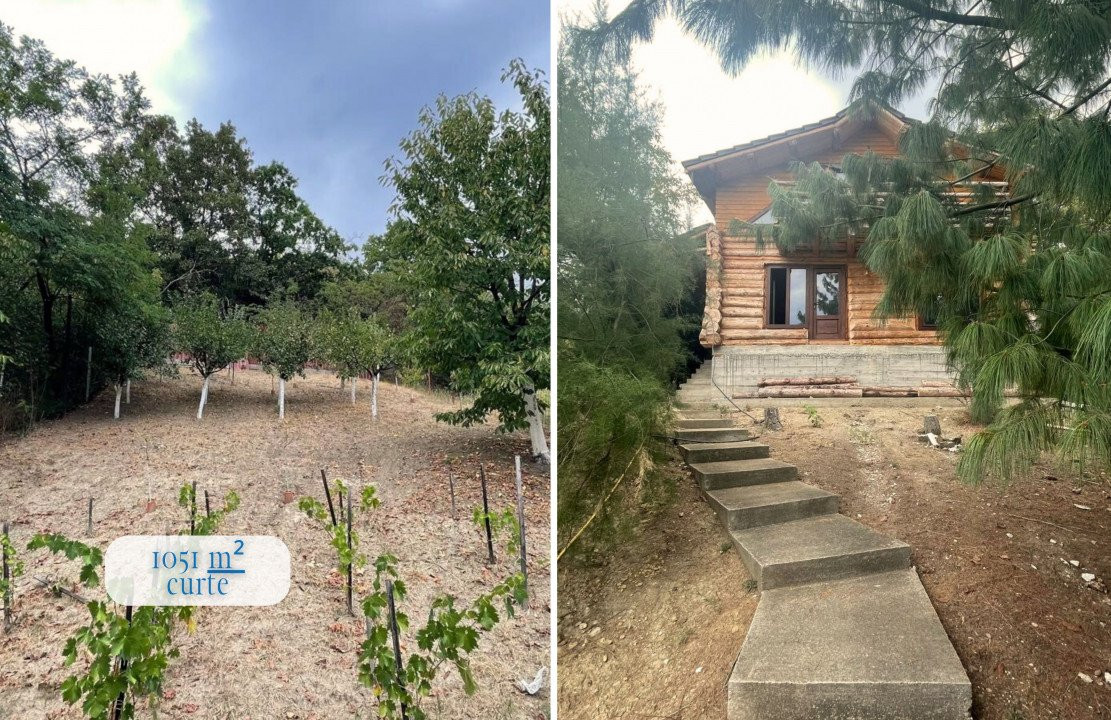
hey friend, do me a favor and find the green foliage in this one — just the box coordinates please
[171,294,252,379]
[803,405,824,428]
[0,22,344,427]
[357,553,526,720]
[177,483,241,536]
[27,532,201,719]
[27,487,238,718]
[556,20,701,556]
[316,309,395,378]
[299,482,380,582]
[252,302,314,382]
[1,530,24,601]
[372,61,549,446]
[472,506,521,556]
[27,534,104,588]
[586,0,1111,483]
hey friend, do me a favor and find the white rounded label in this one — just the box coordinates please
[105,536,290,606]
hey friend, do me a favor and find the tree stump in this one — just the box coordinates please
[764,407,782,431]
[923,414,942,436]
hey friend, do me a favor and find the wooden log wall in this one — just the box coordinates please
[706,123,940,348]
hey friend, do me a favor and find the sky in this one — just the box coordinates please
[558,0,933,226]
[0,0,550,244]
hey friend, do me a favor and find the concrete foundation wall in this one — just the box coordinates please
[700,345,956,397]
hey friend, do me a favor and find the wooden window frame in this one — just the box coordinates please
[916,315,938,331]
[764,263,848,338]
[764,264,809,329]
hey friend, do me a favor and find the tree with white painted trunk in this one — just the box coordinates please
[372,62,550,461]
[172,294,251,420]
[94,302,170,420]
[252,302,314,419]
[316,310,395,418]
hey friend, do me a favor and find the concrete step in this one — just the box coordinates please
[673,427,751,444]
[690,457,797,491]
[728,569,971,720]
[679,441,769,464]
[675,417,734,429]
[706,481,839,531]
[730,514,911,591]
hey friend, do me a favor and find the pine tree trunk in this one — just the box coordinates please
[278,378,285,419]
[522,382,549,463]
[350,376,357,404]
[197,376,210,419]
[125,379,130,404]
[372,373,379,420]
[340,376,345,389]
[113,384,122,420]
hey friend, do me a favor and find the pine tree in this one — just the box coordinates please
[588,0,1111,483]
[557,13,703,557]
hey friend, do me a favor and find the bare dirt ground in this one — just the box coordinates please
[557,461,759,719]
[754,401,1111,720]
[559,401,1111,720]
[0,367,550,720]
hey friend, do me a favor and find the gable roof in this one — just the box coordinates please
[681,105,913,210]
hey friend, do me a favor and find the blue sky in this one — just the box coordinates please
[1,0,550,243]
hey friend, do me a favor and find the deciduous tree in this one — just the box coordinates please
[172,294,251,419]
[374,62,550,460]
[252,302,314,419]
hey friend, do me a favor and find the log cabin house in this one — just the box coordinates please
[680,106,1008,401]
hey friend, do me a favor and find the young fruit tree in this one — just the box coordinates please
[252,302,314,419]
[316,310,395,418]
[588,1,1111,483]
[375,61,550,461]
[172,294,251,419]
[95,304,169,420]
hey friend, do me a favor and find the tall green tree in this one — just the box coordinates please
[589,0,1111,483]
[557,21,702,555]
[172,294,251,419]
[373,61,550,460]
[136,119,347,305]
[0,24,153,419]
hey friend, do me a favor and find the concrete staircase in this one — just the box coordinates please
[675,413,971,719]
[676,362,728,406]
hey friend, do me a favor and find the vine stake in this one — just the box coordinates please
[189,480,197,534]
[320,468,338,527]
[479,466,494,564]
[514,456,528,602]
[110,604,133,720]
[2,522,10,631]
[386,580,409,720]
[346,487,353,616]
[448,471,457,520]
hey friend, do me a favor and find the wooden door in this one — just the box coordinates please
[810,267,845,339]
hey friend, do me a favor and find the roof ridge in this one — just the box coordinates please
[681,103,912,170]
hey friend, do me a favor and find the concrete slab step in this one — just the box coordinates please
[679,441,769,464]
[673,427,751,443]
[675,417,734,429]
[728,569,971,720]
[706,481,839,531]
[730,514,911,591]
[690,457,797,491]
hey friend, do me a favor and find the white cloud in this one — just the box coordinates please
[0,0,206,118]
